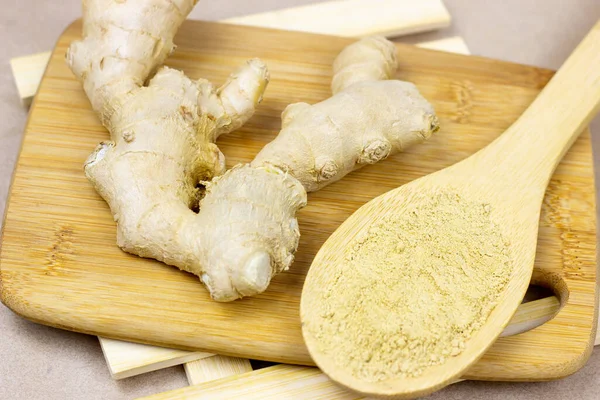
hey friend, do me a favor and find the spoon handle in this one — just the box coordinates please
[485,20,600,185]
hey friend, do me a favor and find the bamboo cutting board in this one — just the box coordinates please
[0,20,597,381]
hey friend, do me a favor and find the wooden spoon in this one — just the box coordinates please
[301,21,600,399]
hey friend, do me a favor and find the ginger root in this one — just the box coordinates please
[69,1,437,303]
[68,1,269,282]
[200,37,439,301]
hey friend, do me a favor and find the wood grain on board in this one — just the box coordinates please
[0,20,596,382]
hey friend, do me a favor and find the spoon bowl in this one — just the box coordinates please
[301,20,600,399]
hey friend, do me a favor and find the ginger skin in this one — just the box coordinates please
[200,37,440,301]
[68,0,269,286]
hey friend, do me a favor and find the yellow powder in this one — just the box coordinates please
[308,191,512,382]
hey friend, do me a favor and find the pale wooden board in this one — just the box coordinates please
[184,355,253,385]
[499,297,561,338]
[99,337,214,379]
[417,36,471,55]
[138,365,340,400]
[0,20,596,382]
[222,0,451,38]
[9,51,51,107]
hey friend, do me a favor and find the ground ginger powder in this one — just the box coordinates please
[308,191,513,382]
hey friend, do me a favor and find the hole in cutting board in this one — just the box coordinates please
[501,284,563,338]
[522,284,555,303]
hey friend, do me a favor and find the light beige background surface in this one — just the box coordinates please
[1,0,600,399]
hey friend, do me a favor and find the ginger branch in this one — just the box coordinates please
[198,37,439,301]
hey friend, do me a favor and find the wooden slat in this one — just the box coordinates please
[499,297,561,338]
[9,51,51,107]
[99,337,214,379]
[222,0,451,38]
[184,355,253,385]
[416,36,471,55]
[138,365,347,400]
